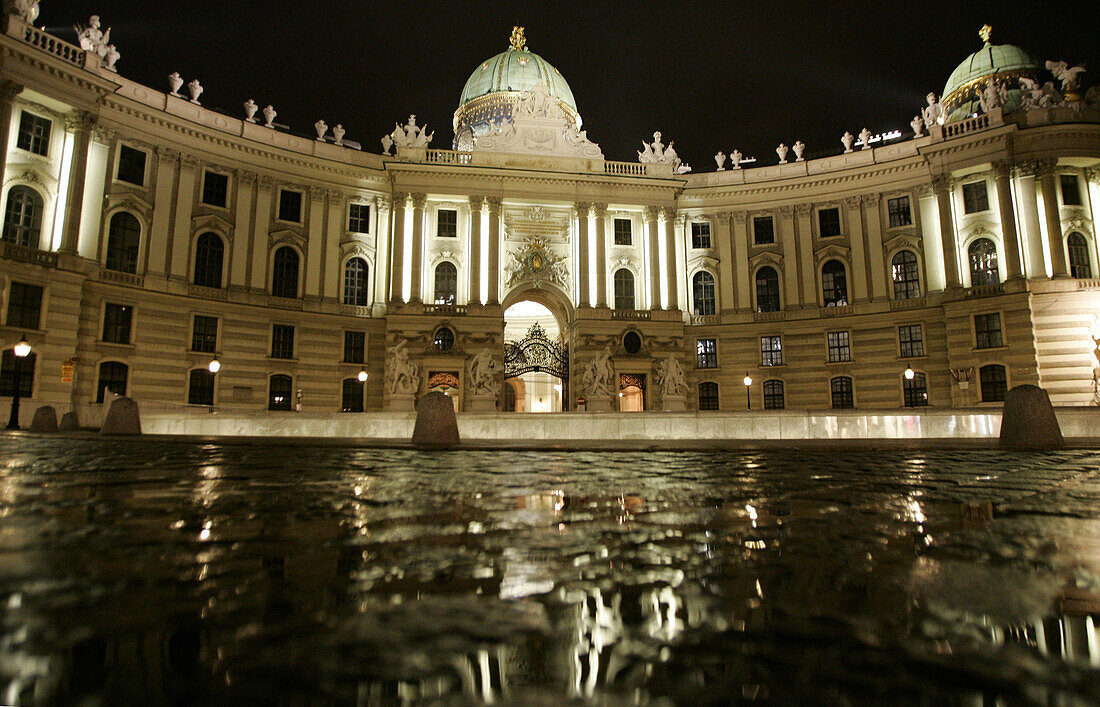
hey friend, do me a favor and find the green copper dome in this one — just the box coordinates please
[942,42,1040,100]
[452,28,581,146]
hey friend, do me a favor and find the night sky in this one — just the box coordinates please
[43,1,1099,171]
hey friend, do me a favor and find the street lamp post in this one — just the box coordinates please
[743,372,753,411]
[6,336,32,430]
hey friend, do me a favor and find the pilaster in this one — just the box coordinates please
[408,192,426,302]
[715,212,735,313]
[732,211,750,310]
[59,111,95,254]
[645,206,660,309]
[593,204,608,307]
[389,192,407,302]
[845,196,869,302]
[933,175,960,288]
[486,196,501,304]
[662,207,678,310]
[575,202,590,307]
[168,154,198,278]
[468,195,483,305]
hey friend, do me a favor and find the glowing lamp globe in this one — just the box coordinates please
[13,337,31,358]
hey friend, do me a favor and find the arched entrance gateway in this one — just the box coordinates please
[502,288,573,412]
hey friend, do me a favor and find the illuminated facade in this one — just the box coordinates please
[1,13,1099,425]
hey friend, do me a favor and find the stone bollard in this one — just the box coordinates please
[100,397,142,435]
[411,391,460,448]
[29,406,58,433]
[999,384,1064,450]
[59,411,80,432]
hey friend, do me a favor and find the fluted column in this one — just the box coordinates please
[593,204,608,307]
[645,206,661,309]
[59,111,96,254]
[468,196,483,305]
[1037,159,1068,277]
[663,209,679,310]
[389,192,407,302]
[933,176,960,288]
[992,161,1023,279]
[575,202,590,307]
[0,81,23,183]
[408,193,426,302]
[486,197,501,304]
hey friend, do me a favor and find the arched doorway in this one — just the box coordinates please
[503,300,568,412]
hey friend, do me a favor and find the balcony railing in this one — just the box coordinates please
[611,309,651,320]
[890,296,927,310]
[965,283,1005,298]
[338,303,373,317]
[943,114,990,138]
[753,310,786,322]
[690,314,722,326]
[187,284,228,300]
[100,269,145,287]
[425,149,472,165]
[0,241,57,267]
[422,304,467,316]
[21,23,85,66]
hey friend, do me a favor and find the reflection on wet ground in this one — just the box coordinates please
[2,438,1100,704]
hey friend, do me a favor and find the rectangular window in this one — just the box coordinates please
[191,315,218,353]
[827,330,851,362]
[760,335,783,366]
[818,207,841,238]
[6,282,43,330]
[342,379,365,412]
[753,215,775,244]
[898,324,924,358]
[102,303,133,344]
[343,330,366,364]
[278,189,302,223]
[887,196,912,228]
[691,222,711,249]
[436,209,457,238]
[201,171,229,207]
[696,338,717,369]
[116,145,147,186]
[974,313,1003,349]
[613,218,632,245]
[698,382,719,410]
[348,203,371,233]
[1061,174,1083,206]
[962,181,989,214]
[16,111,51,156]
[271,323,295,359]
[763,380,785,410]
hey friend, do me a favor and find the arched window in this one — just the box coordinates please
[614,269,635,310]
[344,257,369,306]
[692,271,716,316]
[434,262,457,305]
[903,372,928,407]
[763,380,785,409]
[755,266,780,312]
[1067,233,1092,279]
[830,376,853,409]
[192,232,224,289]
[698,381,719,410]
[96,361,128,403]
[891,250,921,300]
[821,259,848,306]
[271,246,299,298]
[105,212,141,274]
[188,369,215,406]
[268,374,293,411]
[0,349,36,397]
[341,378,364,412]
[968,238,999,286]
[979,364,1007,402]
[2,186,43,248]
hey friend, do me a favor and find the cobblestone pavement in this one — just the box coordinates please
[2,435,1100,704]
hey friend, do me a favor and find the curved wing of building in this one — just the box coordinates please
[0,16,1098,425]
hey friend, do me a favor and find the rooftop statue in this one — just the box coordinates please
[715,151,726,171]
[103,44,119,71]
[1019,77,1061,109]
[3,0,39,23]
[638,131,691,173]
[75,15,110,58]
[168,72,183,97]
[1046,60,1086,94]
[389,114,433,150]
[979,78,1006,113]
[911,115,924,137]
[922,92,945,128]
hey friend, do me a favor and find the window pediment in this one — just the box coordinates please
[104,192,152,222]
[269,229,306,249]
[192,213,233,240]
[814,243,851,266]
[750,250,783,269]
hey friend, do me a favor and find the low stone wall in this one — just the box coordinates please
[137,408,1100,444]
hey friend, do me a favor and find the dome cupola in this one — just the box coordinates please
[941,25,1041,121]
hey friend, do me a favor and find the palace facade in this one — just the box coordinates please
[1,12,1099,424]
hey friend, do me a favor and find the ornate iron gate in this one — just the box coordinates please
[504,323,569,404]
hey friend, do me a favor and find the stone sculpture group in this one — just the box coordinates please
[382,115,434,155]
[638,131,691,173]
[466,348,501,396]
[385,339,421,396]
[75,14,119,71]
[655,353,687,398]
[581,346,615,397]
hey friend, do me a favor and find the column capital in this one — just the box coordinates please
[258,174,277,189]
[992,160,1015,180]
[716,211,731,225]
[575,201,591,216]
[468,195,485,211]
[931,174,954,192]
[0,80,23,102]
[155,145,180,161]
[485,196,502,210]
[777,205,794,218]
[732,210,747,224]
[308,185,327,201]
[237,170,258,186]
[375,195,392,212]
[180,154,198,170]
[659,207,677,222]
[1033,158,1059,177]
[916,181,935,197]
[392,191,409,207]
[410,192,427,209]
[64,110,96,133]
[844,195,861,210]
[1086,168,1100,186]
[862,193,880,208]
[644,205,661,221]
[794,203,812,217]
[591,203,607,216]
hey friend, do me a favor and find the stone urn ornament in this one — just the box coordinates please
[859,127,872,150]
[314,119,328,141]
[841,131,854,153]
[793,140,805,161]
[243,99,258,122]
[167,72,183,97]
[103,45,119,71]
[730,148,742,169]
[332,124,345,146]
[776,143,789,164]
[263,105,276,128]
[187,79,203,105]
[714,150,726,171]
[381,133,393,155]
[910,115,924,137]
